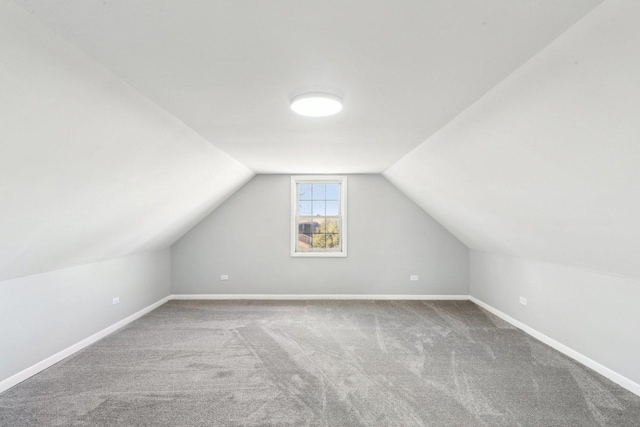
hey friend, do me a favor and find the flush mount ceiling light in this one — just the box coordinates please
[290,93,343,117]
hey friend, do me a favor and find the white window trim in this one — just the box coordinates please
[291,175,347,257]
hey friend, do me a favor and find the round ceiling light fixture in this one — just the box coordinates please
[290,93,343,117]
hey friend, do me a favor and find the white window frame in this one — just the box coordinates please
[291,175,347,257]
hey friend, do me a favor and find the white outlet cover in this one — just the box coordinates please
[410,275,419,281]
[220,275,229,280]
[112,297,120,305]
[519,297,527,306]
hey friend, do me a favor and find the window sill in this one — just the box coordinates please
[291,251,347,258]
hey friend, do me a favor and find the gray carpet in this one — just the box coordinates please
[1,300,639,426]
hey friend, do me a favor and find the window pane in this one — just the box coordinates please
[312,184,325,200]
[324,218,340,233]
[298,201,311,215]
[326,184,340,201]
[326,234,340,249]
[298,184,313,200]
[297,218,315,236]
[326,201,339,216]
[312,233,326,249]
[297,233,312,249]
[312,201,325,216]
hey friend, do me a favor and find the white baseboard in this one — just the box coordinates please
[6,294,637,399]
[0,294,468,394]
[0,296,171,394]
[470,296,640,397]
[170,294,470,300]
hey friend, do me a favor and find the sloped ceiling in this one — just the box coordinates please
[2,0,618,281]
[385,1,640,279]
[0,2,253,280]
[11,0,600,173]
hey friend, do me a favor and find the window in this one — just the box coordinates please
[291,176,347,257]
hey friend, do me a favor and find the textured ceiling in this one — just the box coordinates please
[13,0,601,173]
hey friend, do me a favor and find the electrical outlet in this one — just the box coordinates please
[410,275,419,281]
[220,275,229,281]
[112,297,120,305]
[519,296,527,306]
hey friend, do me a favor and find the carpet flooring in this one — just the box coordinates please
[0,300,639,426]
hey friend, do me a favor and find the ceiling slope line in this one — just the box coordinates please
[384,0,640,279]
[383,0,605,175]
[0,2,254,280]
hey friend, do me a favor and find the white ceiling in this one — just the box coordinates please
[13,0,601,173]
[0,2,253,280]
[385,0,640,279]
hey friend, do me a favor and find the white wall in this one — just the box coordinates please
[470,250,640,389]
[0,0,253,281]
[0,249,170,386]
[172,175,469,296]
[385,0,640,279]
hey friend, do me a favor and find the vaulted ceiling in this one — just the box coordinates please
[386,0,640,279]
[0,1,253,280]
[5,0,639,282]
[11,0,600,173]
